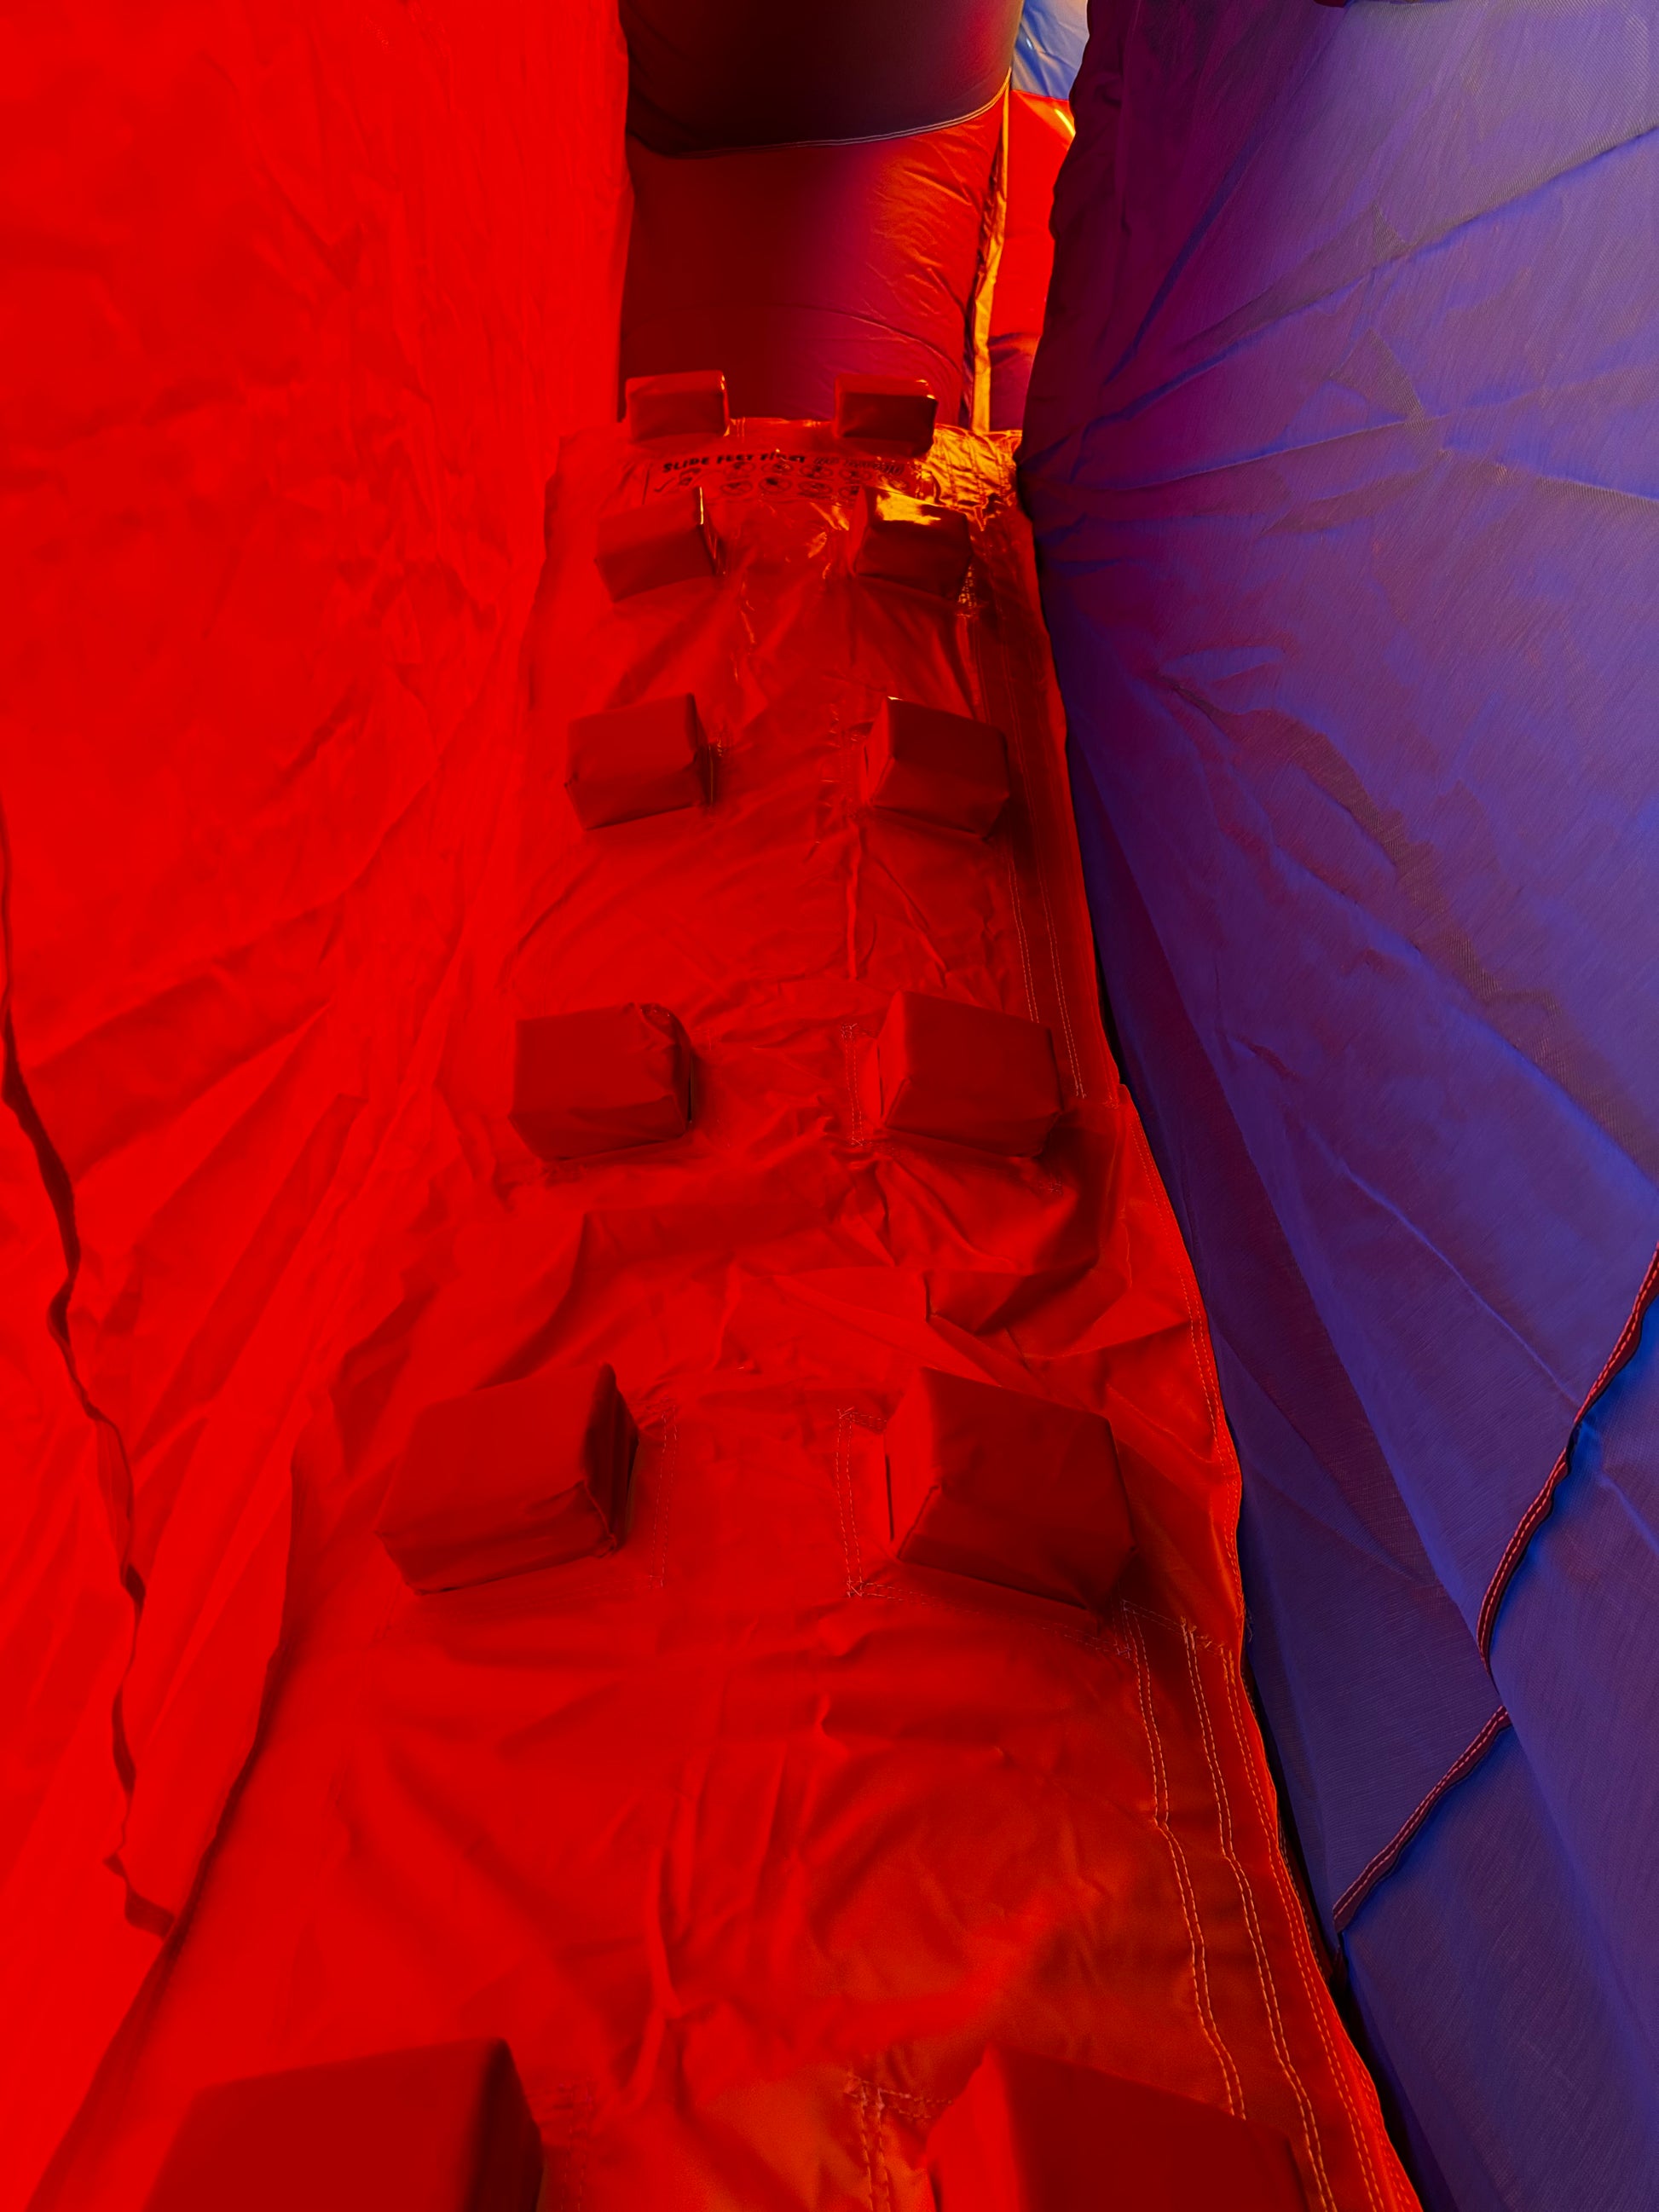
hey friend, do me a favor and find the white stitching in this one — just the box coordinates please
[834,1406,864,1596]
[845,2077,888,2212]
[1126,1607,1244,2116]
[1217,1655,1396,2212]
[1182,1624,1338,2212]
[842,1019,871,1147]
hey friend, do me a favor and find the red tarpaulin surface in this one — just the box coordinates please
[3,8,1409,2206]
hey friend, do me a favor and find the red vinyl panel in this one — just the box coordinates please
[25,417,1412,2212]
[989,92,1075,431]
[4,8,1411,2203]
[621,106,1005,425]
[0,3,628,2201]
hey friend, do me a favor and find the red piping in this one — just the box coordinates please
[1335,1238,1659,1934]
[1476,1239,1659,1663]
[1331,1708,1511,1932]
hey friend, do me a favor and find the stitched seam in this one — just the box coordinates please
[857,1570,1131,1659]
[959,516,1043,1041]
[834,1406,866,1597]
[1184,1627,1338,2212]
[841,1019,871,1147]
[647,1406,679,1590]
[536,2080,593,2212]
[1477,1238,1659,1659]
[848,2079,878,2212]
[1128,1111,1251,1630]
[1123,1596,1221,1650]
[1332,1709,1511,1932]
[863,2081,951,2119]
[998,805,1043,1031]
[1004,544,1084,1095]
[567,2080,594,2212]
[846,2078,891,2212]
[971,516,1084,1096]
[1130,1114,1222,1449]
[1218,1657,1394,2212]
[1126,1608,1243,2116]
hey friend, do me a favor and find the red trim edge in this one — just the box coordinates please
[1475,1240,1659,1664]
[1333,1237,1659,1935]
[1331,1708,1511,1932]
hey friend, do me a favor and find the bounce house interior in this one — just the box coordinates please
[3,2,1655,2208]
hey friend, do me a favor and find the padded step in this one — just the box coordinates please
[847,484,972,598]
[595,488,717,598]
[926,2045,1308,2209]
[625,368,730,444]
[565,694,707,829]
[512,1002,692,1160]
[871,990,1061,1154]
[376,1362,637,1591]
[886,1366,1133,1610]
[864,696,1009,835]
[834,373,938,456]
[141,2040,544,2212]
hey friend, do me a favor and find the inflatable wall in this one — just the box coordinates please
[1025,5,1659,2208]
[2,2,1650,2209]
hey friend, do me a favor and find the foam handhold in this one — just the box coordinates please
[925,2046,1308,2211]
[834,373,938,455]
[594,488,718,598]
[864,696,1009,835]
[847,483,972,599]
[566,694,707,829]
[376,1363,637,1592]
[625,368,730,443]
[512,1002,692,1159]
[140,2041,545,2212]
[886,1368,1133,1610]
[872,990,1061,1154]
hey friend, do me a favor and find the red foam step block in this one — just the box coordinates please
[141,2041,545,2212]
[595,488,717,598]
[927,2046,1308,2211]
[376,1362,637,1591]
[512,1002,691,1160]
[887,1367,1133,1610]
[566,693,707,829]
[847,484,971,599]
[864,696,1009,835]
[626,368,730,443]
[872,990,1061,1155]
[834,373,938,456]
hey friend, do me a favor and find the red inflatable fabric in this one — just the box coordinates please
[620,103,1005,425]
[989,93,1074,431]
[26,416,1412,2212]
[620,0,1023,155]
[0,3,629,2201]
